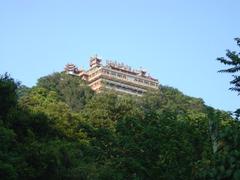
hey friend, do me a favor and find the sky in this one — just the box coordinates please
[0,0,240,112]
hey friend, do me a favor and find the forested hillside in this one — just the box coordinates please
[1,72,240,179]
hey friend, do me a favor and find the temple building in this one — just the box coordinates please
[64,56,159,96]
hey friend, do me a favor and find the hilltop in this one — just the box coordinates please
[1,72,240,180]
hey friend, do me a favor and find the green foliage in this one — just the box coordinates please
[16,85,30,99]
[197,37,240,180]
[0,126,17,180]
[217,37,240,119]
[217,37,240,93]
[0,73,19,118]
[0,72,238,179]
[37,72,94,111]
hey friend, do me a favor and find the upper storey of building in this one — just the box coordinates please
[64,55,159,93]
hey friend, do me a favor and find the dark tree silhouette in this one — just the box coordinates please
[217,37,240,119]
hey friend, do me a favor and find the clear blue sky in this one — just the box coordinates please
[0,0,239,112]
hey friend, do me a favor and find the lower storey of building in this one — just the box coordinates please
[89,78,147,96]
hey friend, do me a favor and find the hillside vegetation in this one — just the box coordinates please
[1,72,240,180]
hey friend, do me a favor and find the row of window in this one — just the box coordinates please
[88,68,158,88]
[104,70,124,79]
[91,81,101,88]
[88,70,101,79]
[106,82,144,95]
[103,69,157,87]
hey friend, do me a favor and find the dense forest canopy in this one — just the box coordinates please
[0,70,240,179]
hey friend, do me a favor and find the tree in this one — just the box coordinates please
[1,72,237,179]
[198,37,240,179]
[217,37,240,119]
[217,38,240,93]
[37,72,94,112]
[0,73,19,118]
[16,85,30,99]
